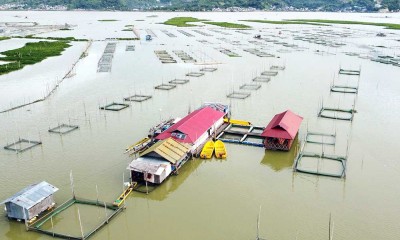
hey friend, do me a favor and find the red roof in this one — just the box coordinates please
[156,107,225,144]
[261,110,303,140]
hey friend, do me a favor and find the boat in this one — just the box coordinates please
[200,140,214,159]
[214,140,227,159]
[125,137,151,154]
[224,118,251,126]
[113,182,136,207]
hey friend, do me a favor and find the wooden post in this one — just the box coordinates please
[104,202,108,223]
[77,207,85,240]
[70,170,75,200]
[96,185,99,204]
[51,216,55,237]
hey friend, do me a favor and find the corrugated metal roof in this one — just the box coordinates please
[127,157,170,174]
[261,110,303,140]
[140,138,191,164]
[0,181,58,209]
[156,107,225,144]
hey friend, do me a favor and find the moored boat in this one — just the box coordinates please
[200,140,215,159]
[214,140,227,158]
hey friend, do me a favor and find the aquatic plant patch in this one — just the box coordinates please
[0,41,71,75]
[4,138,42,153]
[203,22,251,29]
[163,17,206,27]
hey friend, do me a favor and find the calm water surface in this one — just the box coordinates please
[0,11,400,240]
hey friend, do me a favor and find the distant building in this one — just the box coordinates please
[261,110,303,151]
[1,181,58,222]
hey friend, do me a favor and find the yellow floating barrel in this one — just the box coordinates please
[200,140,214,159]
[214,140,227,159]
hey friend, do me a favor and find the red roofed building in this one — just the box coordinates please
[261,110,303,151]
[156,106,226,151]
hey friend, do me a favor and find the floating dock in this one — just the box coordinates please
[216,123,265,147]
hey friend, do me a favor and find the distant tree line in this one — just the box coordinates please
[0,0,398,11]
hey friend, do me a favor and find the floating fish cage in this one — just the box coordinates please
[193,30,212,36]
[100,102,130,111]
[4,138,42,153]
[48,124,79,135]
[318,107,355,121]
[294,152,347,178]
[186,72,204,77]
[240,83,261,90]
[154,84,176,90]
[177,30,194,37]
[253,76,271,83]
[124,94,152,102]
[160,30,176,37]
[200,67,217,72]
[261,71,278,76]
[28,197,122,240]
[227,91,251,99]
[305,132,336,145]
[270,65,285,70]
[330,85,358,94]
[339,69,360,75]
[125,45,135,51]
[169,79,189,85]
[161,59,177,64]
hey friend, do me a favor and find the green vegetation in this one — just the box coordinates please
[241,20,327,26]
[289,19,400,30]
[14,36,88,42]
[0,37,11,41]
[98,19,119,22]
[203,21,251,29]
[0,41,71,75]
[163,17,205,27]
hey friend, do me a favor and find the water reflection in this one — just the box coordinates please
[260,137,299,172]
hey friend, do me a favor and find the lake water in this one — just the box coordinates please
[0,11,400,240]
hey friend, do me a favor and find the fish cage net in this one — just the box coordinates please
[261,71,278,76]
[305,132,336,145]
[154,84,176,90]
[100,103,130,111]
[330,86,358,94]
[125,45,135,51]
[124,94,152,102]
[200,67,217,72]
[253,76,271,83]
[294,152,346,178]
[48,124,79,135]
[4,138,42,153]
[186,72,204,77]
[270,65,285,70]
[28,197,122,240]
[227,91,251,99]
[169,79,189,85]
[318,108,354,121]
[339,69,360,75]
[161,59,177,63]
[240,83,261,90]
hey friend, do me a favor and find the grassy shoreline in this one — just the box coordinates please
[0,41,71,75]
[289,19,400,30]
[163,17,205,27]
[203,21,251,28]
[241,20,327,26]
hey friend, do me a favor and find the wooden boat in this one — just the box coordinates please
[200,140,214,159]
[113,182,136,207]
[125,137,151,154]
[214,140,227,159]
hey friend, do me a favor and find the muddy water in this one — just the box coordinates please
[0,11,400,240]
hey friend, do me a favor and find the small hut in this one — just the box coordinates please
[261,110,303,151]
[1,181,58,222]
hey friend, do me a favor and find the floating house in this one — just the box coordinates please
[261,110,303,151]
[128,138,191,184]
[155,105,227,152]
[1,181,58,222]
[128,104,229,185]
